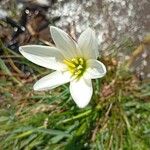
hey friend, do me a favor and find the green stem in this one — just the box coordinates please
[58,109,92,124]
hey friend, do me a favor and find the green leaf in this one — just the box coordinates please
[0,58,11,75]
[0,116,9,122]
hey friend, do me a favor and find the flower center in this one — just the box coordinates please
[64,57,86,78]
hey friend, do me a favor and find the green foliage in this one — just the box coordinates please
[0,42,150,150]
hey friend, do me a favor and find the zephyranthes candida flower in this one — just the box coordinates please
[19,26,106,108]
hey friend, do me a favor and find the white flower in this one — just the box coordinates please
[19,26,106,108]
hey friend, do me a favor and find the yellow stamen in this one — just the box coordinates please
[74,70,82,75]
[72,58,79,64]
[77,65,83,70]
[63,57,86,79]
[64,59,76,68]
[79,58,84,65]
[69,68,75,74]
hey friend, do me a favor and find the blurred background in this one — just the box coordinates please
[0,0,150,79]
[0,0,150,149]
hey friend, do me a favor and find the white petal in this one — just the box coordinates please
[70,78,93,108]
[78,28,99,59]
[50,26,79,58]
[19,45,65,71]
[85,59,106,79]
[34,71,71,91]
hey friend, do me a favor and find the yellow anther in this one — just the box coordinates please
[79,58,84,65]
[77,65,83,70]
[72,58,79,64]
[74,70,82,75]
[63,60,76,68]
